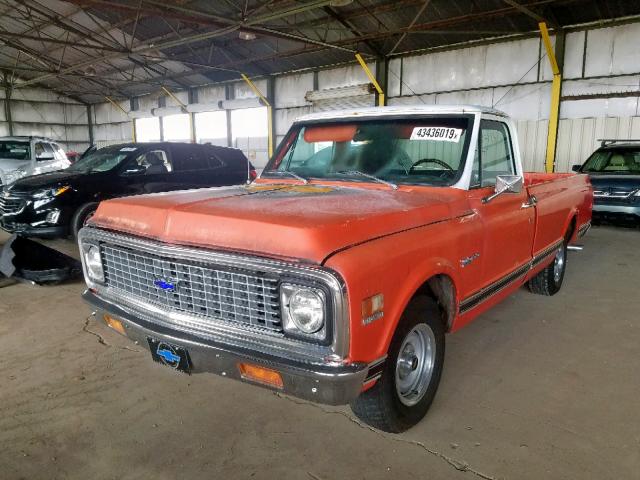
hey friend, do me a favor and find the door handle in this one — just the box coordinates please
[521,195,537,209]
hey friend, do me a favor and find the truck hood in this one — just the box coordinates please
[90,183,464,264]
[588,174,640,191]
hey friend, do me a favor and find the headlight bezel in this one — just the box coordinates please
[32,185,71,199]
[80,240,105,285]
[280,280,333,344]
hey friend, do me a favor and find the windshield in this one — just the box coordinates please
[264,116,473,186]
[0,141,31,160]
[581,149,640,174]
[67,148,131,173]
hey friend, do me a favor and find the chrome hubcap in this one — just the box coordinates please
[395,323,436,406]
[553,246,565,283]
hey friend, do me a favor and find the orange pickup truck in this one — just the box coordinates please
[79,105,592,432]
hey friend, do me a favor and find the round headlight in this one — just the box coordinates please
[84,245,104,283]
[288,289,325,334]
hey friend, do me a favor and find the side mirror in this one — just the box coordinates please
[571,164,582,172]
[482,174,523,204]
[36,154,55,161]
[121,165,147,176]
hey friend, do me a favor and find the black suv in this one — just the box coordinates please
[0,142,255,239]
[573,140,640,223]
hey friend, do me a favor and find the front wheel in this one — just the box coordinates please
[350,296,445,433]
[70,202,98,240]
[528,242,567,296]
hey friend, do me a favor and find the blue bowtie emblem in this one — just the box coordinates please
[157,346,180,365]
[154,279,176,292]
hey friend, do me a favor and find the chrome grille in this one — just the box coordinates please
[0,194,27,216]
[101,243,282,332]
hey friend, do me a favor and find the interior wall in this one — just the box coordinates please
[92,99,133,148]
[91,19,640,173]
[385,21,640,172]
[0,87,90,153]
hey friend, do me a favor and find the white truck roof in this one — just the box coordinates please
[296,104,508,123]
[0,136,56,142]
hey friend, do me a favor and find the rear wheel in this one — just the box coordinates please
[528,242,567,296]
[70,202,98,240]
[350,296,445,433]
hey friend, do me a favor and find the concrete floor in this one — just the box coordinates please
[0,226,638,480]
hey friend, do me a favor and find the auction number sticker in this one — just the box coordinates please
[410,126,463,143]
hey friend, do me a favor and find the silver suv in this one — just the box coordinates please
[0,136,70,186]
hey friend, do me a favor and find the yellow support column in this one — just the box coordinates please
[240,73,273,158]
[104,96,135,142]
[355,53,385,106]
[539,22,562,173]
[161,86,195,143]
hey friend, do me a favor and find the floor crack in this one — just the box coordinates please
[81,317,141,353]
[274,392,498,480]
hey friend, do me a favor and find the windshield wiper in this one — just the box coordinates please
[266,170,308,184]
[336,170,398,190]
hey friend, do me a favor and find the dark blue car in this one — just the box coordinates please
[573,140,640,224]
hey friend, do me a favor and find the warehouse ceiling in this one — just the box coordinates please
[0,0,639,104]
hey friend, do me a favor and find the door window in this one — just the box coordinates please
[478,120,515,187]
[52,143,67,161]
[35,142,55,161]
[135,149,172,174]
[171,145,226,172]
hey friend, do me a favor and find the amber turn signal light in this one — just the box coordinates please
[362,293,384,325]
[237,362,284,389]
[104,314,126,335]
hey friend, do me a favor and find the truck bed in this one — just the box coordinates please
[524,172,592,254]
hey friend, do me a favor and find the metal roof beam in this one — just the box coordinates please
[502,0,559,28]
[15,0,126,50]
[0,36,129,97]
[89,0,570,92]
[14,0,337,89]
[0,30,128,52]
[73,0,357,54]
[387,0,432,55]
[322,6,383,56]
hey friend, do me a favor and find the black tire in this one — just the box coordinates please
[528,241,567,296]
[71,202,98,240]
[350,296,445,433]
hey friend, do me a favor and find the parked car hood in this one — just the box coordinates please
[89,182,466,264]
[9,170,87,191]
[587,174,640,190]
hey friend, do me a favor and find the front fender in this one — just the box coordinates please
[324,220,465,364]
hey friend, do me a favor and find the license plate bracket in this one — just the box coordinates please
[147,338,192,374]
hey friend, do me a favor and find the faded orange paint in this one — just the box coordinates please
[90,171,592,369]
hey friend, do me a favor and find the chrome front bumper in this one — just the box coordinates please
[83,290,372,405]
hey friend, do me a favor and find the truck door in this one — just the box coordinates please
[467,119,535,291]
[34,142,58,174]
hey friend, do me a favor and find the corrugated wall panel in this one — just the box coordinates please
[516,119,548,172]
[552,116,640,171]
[631,117,640,137]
